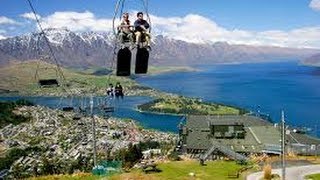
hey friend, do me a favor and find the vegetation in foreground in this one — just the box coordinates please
[305,173,320,180]
[110,160,245,180]
[28,173,101,180]
[18,141,169,179]
[138,96,246,115]
[29,160,246,180]
[0,147,44,174]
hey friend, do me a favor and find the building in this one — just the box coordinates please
[179,115,320,160]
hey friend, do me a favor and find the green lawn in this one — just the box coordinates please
[30,160,246,180]
[306,173,320,180]
[110,160,245,180]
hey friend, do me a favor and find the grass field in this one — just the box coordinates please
[109,160,245,180]
[29,160,246,180]
[305,173,320,180]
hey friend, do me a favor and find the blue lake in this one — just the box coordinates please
[137,61,320,137]
[1,61,320,137]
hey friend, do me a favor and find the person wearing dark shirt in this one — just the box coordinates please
[134,12,151,50]
[114,82,124,99]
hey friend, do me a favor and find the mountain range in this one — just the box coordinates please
[302,53,320,67]
[0,28,319,68]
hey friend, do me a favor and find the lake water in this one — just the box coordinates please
[137,61,320,137]
[1,61,320,137]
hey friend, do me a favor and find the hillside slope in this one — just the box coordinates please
[0,60,136,95]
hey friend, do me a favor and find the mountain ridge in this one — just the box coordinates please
[0,28,319,68]
[302,53,320,67]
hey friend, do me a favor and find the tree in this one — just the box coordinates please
[0,148,27,170]
[139,141,160,151]
[41,156,55,175]
[124,144,142,168]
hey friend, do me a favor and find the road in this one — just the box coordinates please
[247,164,320,180]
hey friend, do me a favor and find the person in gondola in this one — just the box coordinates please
[134,12,151,50]
[118,12,134,48]
[114,82,124,99]
[106,83,114,97]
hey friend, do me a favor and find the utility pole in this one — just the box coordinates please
[90,95,97,167]
[281,110,286,180]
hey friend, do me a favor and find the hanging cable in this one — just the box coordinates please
[109,0,151,79]
[120,0,126,19]
[109,0,126,78]
[26,0,79,111]
[103,0,124,109]
[26,0,66,83]
[112,0,122,36]
[141,0,151,33]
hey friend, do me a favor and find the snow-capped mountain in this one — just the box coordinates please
[0,28,115,67]
[0,28,319,68]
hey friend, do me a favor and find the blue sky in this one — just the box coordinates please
[0,0,320,48]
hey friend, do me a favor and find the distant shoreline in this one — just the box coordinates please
[146,66,199,75]
[135,107,184,117]
[300,61,320,68]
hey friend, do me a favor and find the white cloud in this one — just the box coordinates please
[32,11,320,49]
[149,14,320,48]
[310,0,320,11]
[20,12,41,20]
[0,16,19,25]
[0,29,7,40]
[0,35,7,40]
[41,11,113,32]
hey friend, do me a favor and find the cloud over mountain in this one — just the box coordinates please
[0,35,6,40]
[41,11,113,32]
[0,10,320,49]
[20,12,41,21]
[0,16,19,25]
[24,11,320,49]
[0,28,319,68]
[151,13,320,49]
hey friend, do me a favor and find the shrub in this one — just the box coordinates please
[263,164,272,180]
[168,151,181,161]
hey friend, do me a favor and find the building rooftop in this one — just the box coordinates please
[184,115,320,154]
[186,115,272,129]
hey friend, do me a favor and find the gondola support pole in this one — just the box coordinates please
[90,95,97,167]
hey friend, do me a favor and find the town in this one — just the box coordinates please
[0,104,177,178]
